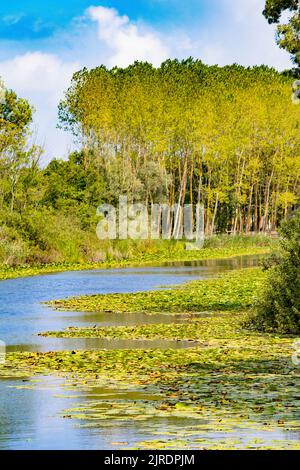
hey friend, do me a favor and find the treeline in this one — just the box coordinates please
[59,59,300,235]
[0,79,101,265]
[0,60,300,265]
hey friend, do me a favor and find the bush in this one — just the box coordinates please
[250,210,300,334]
[0,225,29,266]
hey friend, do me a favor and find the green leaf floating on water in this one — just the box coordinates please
[46,267,266,314]
[1,263,300,449]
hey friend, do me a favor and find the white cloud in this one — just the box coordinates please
[0,2,294,162]
[0,52,79,161]
[0,7,171,161]
[0,52,78,102]
[227,0,264,22]
[87,6,170,67]
[195,0,292,69]
[3,14,24,26]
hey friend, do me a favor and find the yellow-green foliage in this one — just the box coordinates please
[49,267,266,313]
[60,61,300,234]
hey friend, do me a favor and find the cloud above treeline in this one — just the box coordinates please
[0,1,293,162]
[88,6,170,67]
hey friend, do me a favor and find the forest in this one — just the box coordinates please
[1,59,300,266]
[1,0,300,452]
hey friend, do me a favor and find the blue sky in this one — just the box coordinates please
[0,0,293,162]
[0,1,215,39]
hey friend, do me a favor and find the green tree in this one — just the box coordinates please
[0,80,41,212]
[263,0,300,65]
[59,60,300,235]
[251,210,300,334]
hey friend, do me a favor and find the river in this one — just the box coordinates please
[2,254,291,450]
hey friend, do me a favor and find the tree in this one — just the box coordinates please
[251,210,300,334]
[263,0,300,66]
[59,60,300,235]
[0,80,42,212]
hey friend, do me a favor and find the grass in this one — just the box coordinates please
[0,234,276,280]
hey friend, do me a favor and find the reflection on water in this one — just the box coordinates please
[0,254,264,352]
[0,375,298,450]
[161,255,263,269]
[0,376,210,450]
[57,311,207,327]
[7,337,199,353]
[0,254,276,450]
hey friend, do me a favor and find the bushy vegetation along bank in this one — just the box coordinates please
[1,61,299,270]
[0,234,275,280]
[250,210,300,334]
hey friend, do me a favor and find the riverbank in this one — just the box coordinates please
[0,235,276,280]
[1,264,299,449]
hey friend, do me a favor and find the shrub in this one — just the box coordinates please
[250,210,300,334]
[0,225,29,266]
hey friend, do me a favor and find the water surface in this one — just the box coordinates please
[0,376,296,450]
[0,254,264,352]
[1,254,280,450]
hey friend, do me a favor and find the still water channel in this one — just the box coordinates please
[1,254,292,449]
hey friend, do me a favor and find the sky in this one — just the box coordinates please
[0,0,293,163]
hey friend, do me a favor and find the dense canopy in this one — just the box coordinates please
[59,60,300,235]
[1,59,300,266]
